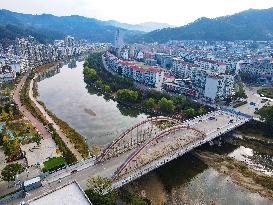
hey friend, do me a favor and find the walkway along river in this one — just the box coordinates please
[37,61,273,204]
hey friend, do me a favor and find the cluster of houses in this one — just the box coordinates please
[107,36,273,102]
[105,52,167,89]
[240,58,273,85]
[0,35,107,83]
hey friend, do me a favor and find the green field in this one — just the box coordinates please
[43,156,66,172]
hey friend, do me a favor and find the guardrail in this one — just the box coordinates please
[221,107,253,119]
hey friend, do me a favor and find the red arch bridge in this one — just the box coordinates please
[26,110,251,197]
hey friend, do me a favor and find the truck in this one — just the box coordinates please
[23,176,42,192]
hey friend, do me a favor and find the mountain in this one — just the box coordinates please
[105,20,174,32]
[135,7,273,42]
[0,9,141,43]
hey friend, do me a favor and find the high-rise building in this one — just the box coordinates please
[114,29,124,49]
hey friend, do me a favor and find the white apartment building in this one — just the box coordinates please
[171,57,234,100]
[240,58,273,83]
[195,58,227,74]
[105,52,163,87]
[172,57,199,79]
[204,74,234,101]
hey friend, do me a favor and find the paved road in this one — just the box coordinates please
[14,72,53,140]
[234,85,273,117]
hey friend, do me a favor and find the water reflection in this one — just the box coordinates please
[36,66,60,82]
[37,61,148,147]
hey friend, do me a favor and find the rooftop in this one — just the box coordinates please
[27,181,91,205]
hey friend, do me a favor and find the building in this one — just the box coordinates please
[24,181,92,205]
[105,52,164,87]
[114,29,124,49]
[171,57,199,79]
[195,58,227,74]
[204,74,234,101]
[0,65,16,83]
[240,58,273,84]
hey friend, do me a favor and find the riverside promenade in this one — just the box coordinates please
[30,75,83,161]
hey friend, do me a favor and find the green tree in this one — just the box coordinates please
[184,108,195,118]
[235,83,247,99]
[85,176,118,205]
[1,163,25,181]
[96,80,104,88]
[3,139,20,158]
[258,105,273,128]
[32,134,42,145]
[198,106,206,115]
[87,176,112,195]
[83,67,97,83]
[103,85,111,93]
[117,89,138,103]
[144,98,156,109]
[158,97,175,113]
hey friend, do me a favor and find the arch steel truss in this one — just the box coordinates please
[113,125,205,180]
[97,117,181,162]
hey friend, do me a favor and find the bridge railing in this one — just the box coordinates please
[221,107,253,119]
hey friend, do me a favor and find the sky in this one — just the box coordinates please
[0,0,273,26]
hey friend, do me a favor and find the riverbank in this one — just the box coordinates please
[33,64,90,159]
[18,63,89,164]
[196,151,273,199]
[38,100,90,158]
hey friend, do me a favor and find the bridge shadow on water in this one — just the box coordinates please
[154,153,208,193]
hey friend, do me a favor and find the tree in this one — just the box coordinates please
[85,176,118,205]
[184,108,195,118]
[87,176,112,195]
[103,85,111,93]
[1,163,25,181]
[117,89,138,103]
[171,95,187,105]
[83,67,97,83]
[144,98,156,109]
[198,106,206,115]
[96,80,104,88]
[234,83,247,99]
[33,134,42,146]
[258,105,273,128]
[158,97,175,113]
[3,139,20,158]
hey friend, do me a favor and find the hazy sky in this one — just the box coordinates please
[1,0,273,26]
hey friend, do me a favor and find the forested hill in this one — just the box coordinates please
[134,7,273,42]
[0,9,139,43]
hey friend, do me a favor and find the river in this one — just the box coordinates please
[37,61,272,204]
[37,61,148,146]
